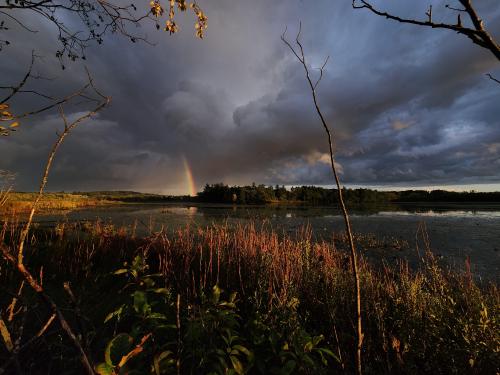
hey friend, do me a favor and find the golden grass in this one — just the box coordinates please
[0,192,116,213]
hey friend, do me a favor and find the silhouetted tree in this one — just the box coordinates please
[282,24,363,374]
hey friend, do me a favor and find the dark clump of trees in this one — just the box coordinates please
[197,183,500,205]
[198,183,389,205]
[393,189,500,203]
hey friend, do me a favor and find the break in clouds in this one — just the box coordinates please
[1,0,499,194]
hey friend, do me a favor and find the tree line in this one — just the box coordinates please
[197,183,500,205]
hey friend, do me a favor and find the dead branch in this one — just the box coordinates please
[0,52,99,121]
[0,68,110,375]
[282,23,363,375]
[486,73,500,84]
[352,0,500,61]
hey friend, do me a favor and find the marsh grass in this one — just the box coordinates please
[0,192,119,214]
[0,220,498,373]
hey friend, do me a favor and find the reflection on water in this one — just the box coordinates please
[16,203,500,281]
[375,210,500,218]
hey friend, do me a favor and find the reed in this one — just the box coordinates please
[0,220,498,373]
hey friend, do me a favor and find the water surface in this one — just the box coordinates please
[29,203,500,281]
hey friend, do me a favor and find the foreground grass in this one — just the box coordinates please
[0,220,498,374]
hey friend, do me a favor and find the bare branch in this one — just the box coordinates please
[0,0,207,66]
[352,0,500,61]
[0,10,38,33]
[282,24,363,375]
[486,73,500,84]
[0,50,37,104]
[0,70,110,375]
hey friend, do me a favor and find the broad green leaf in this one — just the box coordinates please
[233,345,253,360]
[95,362,114,375]
[304,341,314,352]
[146,312,169,320]
[151,288,170,295]
[105,333,133,366]
[104,305,124,323]
[317,347,339,362]
[133,291,148,314]
[154,351,174,375]
[230,355,244,375]
[282,360,296,374]
[212,284,221,304]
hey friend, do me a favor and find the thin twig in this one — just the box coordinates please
[0,70,110,375]
[352,0,500,61]
[282,23,363,375]
[486,73,500,84]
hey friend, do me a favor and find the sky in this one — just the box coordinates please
[1,0,499,194]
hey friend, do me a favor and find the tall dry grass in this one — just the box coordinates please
[1,219,498,373]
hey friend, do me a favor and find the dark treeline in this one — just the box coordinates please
[73,191,194,202]
[197,183,500,205]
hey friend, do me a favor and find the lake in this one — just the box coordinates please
[30,203,500,281]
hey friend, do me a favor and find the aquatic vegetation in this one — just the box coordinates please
[0,221,498,373]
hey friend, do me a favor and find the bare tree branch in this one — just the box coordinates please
[282,23,364,375]
[486,73,500,84]
[0,69,110,375]
[352,0,500,61]
[0,50,38,105]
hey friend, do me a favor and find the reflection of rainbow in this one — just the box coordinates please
[182,156,197,196]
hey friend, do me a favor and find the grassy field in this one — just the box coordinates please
[0,192,117,213]
[0,191,191,214]
[0,219,498,374]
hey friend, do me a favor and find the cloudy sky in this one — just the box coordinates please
[1,0,499,194]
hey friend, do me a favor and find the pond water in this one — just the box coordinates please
[29,203,500,281]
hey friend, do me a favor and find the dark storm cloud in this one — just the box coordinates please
[1,0,499,193]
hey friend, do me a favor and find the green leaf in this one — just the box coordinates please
[95,362,114,375]
[155,324,177,330]
[312,334,324,346]
[302,354,316,368]
[211,284,221,304]
[132,255,145,272]
[282,360,296,374]
[133,291,148,314]
[146,312,169,320]
[113,269,128,275]
[317,348,340,363]
[230,355,244,375]
[105,333,133,366]
[154,351,174,375]
[104,305,124,323]
[304,341,314,352]
[151,288,170,295]
[229,292,237,303]
[233,345,253,360]
[142,277,155,288]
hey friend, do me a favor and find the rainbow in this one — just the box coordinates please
[182,156,197,196]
